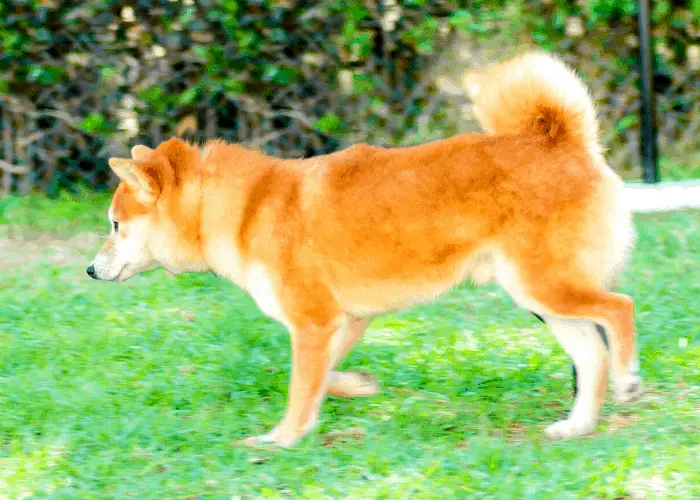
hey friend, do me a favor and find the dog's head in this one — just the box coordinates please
[87,138,202,282]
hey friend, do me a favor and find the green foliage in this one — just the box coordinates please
[314,113,343,134]
[178,86,200,106]
[262,64,301,85]
[0,0,697,189]
[351,73,375,95]
[10,0,667,117]
[616,114,639,133]
[79,112,108,134]
[585,0,637,25]
[400,17,440,54]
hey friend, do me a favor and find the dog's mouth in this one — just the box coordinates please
[105,265,128,282]
[111,262,157,282]
[115,263,141,282]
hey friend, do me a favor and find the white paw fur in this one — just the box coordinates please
[545,416,598,439]
[613,373,644,404]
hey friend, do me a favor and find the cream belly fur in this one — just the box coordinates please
[332,251,495,318]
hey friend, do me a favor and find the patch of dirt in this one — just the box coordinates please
[322,426,366,447]
[0,232,101,272]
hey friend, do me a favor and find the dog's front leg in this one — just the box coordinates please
[244,318,346,448]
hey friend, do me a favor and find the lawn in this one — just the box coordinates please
[1,193,698,499]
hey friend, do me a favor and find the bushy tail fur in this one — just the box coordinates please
[463,52,602,157]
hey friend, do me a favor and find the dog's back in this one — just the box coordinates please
[295,53,631,315]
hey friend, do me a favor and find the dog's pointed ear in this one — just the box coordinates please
[130,145,153,161]
[108,157,158,201]
[158,137,199,178]
[108,158,137,184]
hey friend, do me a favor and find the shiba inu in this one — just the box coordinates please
[87,52,642,447]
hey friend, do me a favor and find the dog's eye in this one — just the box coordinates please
[113,221,119,233]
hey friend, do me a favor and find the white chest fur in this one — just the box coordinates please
[203,236,289,326]
[245,263,289,327]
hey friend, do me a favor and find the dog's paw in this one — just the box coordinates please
[545,417,597,439]
[327,371,381,398]
[237,434,277,449]
[613,374,644,404]
[238,422,309,449]
[238,432,296,449]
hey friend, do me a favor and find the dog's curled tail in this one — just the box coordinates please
[463,51,602,156]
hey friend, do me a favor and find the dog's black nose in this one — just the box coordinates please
[86,265,96,279]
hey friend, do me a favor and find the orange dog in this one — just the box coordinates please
[87,52,642,447]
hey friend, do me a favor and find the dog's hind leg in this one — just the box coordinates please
[532,312,579,397]
[327,317,381,398]
[498,257,642,437]
[532,312,610,398]
[540,317,608,438]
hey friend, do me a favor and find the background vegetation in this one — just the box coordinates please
[0,0,698,195]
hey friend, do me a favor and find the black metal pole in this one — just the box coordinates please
[638,0,659,183]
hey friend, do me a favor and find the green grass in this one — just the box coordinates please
[659,156,700,181]
[0,190,111,238]
[619,156,700,183]
[1,193,698,498]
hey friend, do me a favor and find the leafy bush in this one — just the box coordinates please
[0,0,697,193]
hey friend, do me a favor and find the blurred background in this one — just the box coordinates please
[0,0,698,196]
